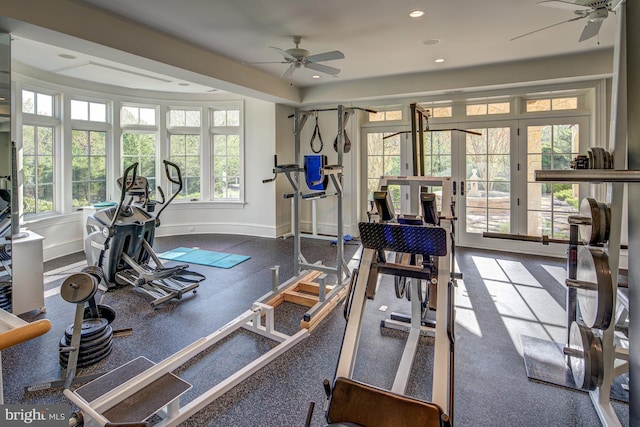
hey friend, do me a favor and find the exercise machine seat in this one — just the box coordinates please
[327,377,448,427]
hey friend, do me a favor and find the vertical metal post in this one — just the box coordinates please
[293,108,301,275]
[318,274,327,302]
[336,105,344,284]
[626,1,640,424]
[410,104,418,176]
[271,266,279,293]
[566,224,578,345]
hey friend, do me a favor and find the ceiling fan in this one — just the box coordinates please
[511,0,624,42]
[266,36,345,79]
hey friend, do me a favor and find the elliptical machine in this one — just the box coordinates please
[85,160,204,308]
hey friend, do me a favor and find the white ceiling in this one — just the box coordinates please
[8,0,621,97]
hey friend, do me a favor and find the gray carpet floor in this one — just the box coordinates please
[0,234,630,426]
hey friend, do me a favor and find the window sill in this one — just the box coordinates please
[170,200,246,209]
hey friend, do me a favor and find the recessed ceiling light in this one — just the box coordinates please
[423,39,441,46]
[434,58,445,63]
[409,10,425,18]
[59,53,76,60]
[312,75,321,79]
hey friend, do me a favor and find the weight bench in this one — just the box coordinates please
[327,221,455,426]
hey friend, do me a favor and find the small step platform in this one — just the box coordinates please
[262,269,348,332]
[75,356,191,424]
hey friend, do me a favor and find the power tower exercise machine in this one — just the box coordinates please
[260,105,374,329]
[85,161,204,308]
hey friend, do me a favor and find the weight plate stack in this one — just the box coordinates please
[0,280,11,311]
[60,319,113,368]
[568,321,603,391]
[576,246,614,330]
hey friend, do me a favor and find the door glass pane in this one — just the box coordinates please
[366,132,402,209]
[465,127,511,234]
[526,123,580,238]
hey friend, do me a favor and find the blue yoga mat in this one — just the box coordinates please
[158,247,250,269]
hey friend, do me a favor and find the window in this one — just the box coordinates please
[210,106,242,200]
[122,133,157,190]
[22,90,53,116]
[466,102,510,116]
[71,100,107,122]
[427,106,452,118]
[423,131,452,177]
[169,108,201,199]
[369,109,403,122]
[121,105,156,126]
[526,123,581,239]
[71,130,107,207]
[526,96,578,112]
[465,127,511,234]
[22,125,55,215]
[366,132,402,209]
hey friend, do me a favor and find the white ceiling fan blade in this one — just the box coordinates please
[305,50,345,63]
[269,46,297,62]
[578,18,604,41]
[510,15,584,41]
[305,61,341,76]
[280,63,296,79]
[537,0,585,10]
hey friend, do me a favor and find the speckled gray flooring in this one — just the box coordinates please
[2,235,630,426]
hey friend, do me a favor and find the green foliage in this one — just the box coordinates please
[554,187,578,209]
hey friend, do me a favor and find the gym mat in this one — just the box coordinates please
[158,247,250,269]
[521,335,629,403]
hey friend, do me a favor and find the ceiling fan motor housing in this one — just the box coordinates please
[285,48,309,60]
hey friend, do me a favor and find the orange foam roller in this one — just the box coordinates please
[0,319,51,351]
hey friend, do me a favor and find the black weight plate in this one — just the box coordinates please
[83,304,116,324]
[576,246,614,330]
[60,337,113,363]
[60,341,113,368]
[60,325,113,351]
[60,273,97,303]
[568,321,603,391]
[64,317,108,341]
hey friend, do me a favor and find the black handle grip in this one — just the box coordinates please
[452,181,457,196]
[163,160,182,186]
[323,378,332,397]
[460,181,465,196]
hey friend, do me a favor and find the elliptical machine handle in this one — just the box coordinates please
[154,160,183,223]
[107,163,138,234]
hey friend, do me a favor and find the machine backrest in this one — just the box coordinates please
[327,377,448,427]
[358,222,448,257]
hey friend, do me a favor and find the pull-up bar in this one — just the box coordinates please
[287,106,377,119]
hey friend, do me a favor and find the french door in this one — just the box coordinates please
[457,117,589,250]
[362,116,589,253]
